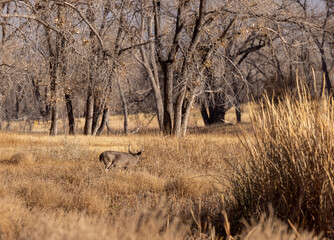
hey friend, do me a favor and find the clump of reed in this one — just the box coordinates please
[227,81,334,237]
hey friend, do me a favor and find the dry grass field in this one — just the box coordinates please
[0,99,333,239]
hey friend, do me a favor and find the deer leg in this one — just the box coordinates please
[105,162,112,171]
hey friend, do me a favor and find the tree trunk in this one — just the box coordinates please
[49,76,58,136]
[321,55,332,96]
[31,77,46,117]
[92,115,102,136]
[201,105,210,126]
[138,26,164,130]
[311,26,332,96]
[173,90,186,136]
[117,76,128,134]
[155,92,164,130]
[209,105,226,124]
[148,17,163,129]
[15,93,20,119]
[45,25,58,136]
[181,91,197,136]
[91,96,103,136]
[96,107,109,136]
[84,88,94,135]
[49,58,58,136]
[236,105,241,123]
[45,88,50,119]
[65,93,75,135]
[138,53,164,130]
[173,72,188,136]
[162,64,173,135]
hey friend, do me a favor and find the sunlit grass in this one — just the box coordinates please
[0,100,327,239]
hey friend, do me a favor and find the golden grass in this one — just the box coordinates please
[0,129,240,239]
[0,102,327,239]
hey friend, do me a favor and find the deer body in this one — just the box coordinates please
[99,150,142,171]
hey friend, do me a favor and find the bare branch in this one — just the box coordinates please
[0,13,60,33]
[54,1,104,51]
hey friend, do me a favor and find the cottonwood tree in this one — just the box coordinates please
[80,0,140,136]
[136,0,240,135]
[30,0,78,135]
[136,0,305,135]
[200,20,268,125]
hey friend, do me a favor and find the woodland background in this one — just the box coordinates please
[0,0,332,136]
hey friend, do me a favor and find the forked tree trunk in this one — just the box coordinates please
[139,16,164,130]
[91,97,103,136]
[96,107,109,136]
[181,91,197,136]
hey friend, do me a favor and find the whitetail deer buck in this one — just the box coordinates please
[99,145,143,171]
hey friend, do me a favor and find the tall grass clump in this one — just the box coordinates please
[227,83,334,237]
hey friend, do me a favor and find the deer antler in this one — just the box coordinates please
[128,144,135,154]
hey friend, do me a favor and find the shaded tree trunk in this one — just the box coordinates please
[236,105,241,123]
[49,75,58,136]
[44,88,50,119]
[200,103,231,125]
[31,77,46,117]
[209,105,226,124]
[320,54,332,96]
[162,63,173,135]
[201,104,210,126]
[307,7,332,96]
[65,93,75,135]
[15,85,21,119]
